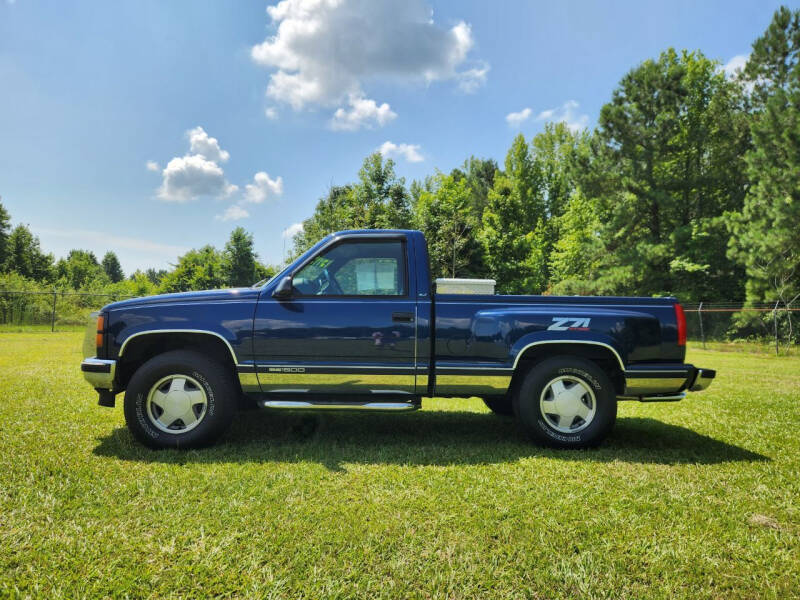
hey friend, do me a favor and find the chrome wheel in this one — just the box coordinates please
[146,374,208,434]
[539,375,596,434]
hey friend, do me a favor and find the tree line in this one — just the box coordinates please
[0,208,276,297]
[1,8,799,317]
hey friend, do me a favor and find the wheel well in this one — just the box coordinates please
[510,343,625,395]
[115,332,239,391]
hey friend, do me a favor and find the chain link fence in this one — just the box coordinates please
[0,290,135,330]
[683,302,799,354]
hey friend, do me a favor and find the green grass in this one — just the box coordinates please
[1,333,798,599]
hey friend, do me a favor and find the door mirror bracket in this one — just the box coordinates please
[272,276,294,299]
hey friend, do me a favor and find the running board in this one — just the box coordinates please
[258,400,419,412]
[617,392,686,402]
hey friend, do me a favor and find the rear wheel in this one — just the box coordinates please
[123,350,237,449]
[513,356,617,448]
[482,397,514,416]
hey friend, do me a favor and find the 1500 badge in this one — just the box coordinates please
[547,317,591,331]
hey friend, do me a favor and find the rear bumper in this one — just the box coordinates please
[81,358,116,391]
[620,364,715,401]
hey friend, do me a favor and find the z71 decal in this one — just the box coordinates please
[547,317,591,331]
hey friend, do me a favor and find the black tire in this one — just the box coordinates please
[513,356,617,449]
[482,396,514,416]
[123,350,237,449]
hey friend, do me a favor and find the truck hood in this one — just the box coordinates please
[102,287,261,311]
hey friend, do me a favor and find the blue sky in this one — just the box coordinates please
[0,0,795,274]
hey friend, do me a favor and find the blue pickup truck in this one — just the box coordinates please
[81,229,715,449]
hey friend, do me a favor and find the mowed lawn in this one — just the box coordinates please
[1,333,798,599]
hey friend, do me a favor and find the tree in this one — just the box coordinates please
[143,268,168,286]
[480,134,547,293]
[450,156,499,218]
[101,251,124,283]
[55,249,105,289]
[292,185,354,257]
[350,153,412,230]
[549,191,604,294]
[584,48,749,301]
[223,227,258,287]
[292,153,412,256]
[159,246,226,293]
[0,197,10,270]
[728,7,800,309]
[414,173,479,278]
[4,224,54,282]
[532,122,590,220]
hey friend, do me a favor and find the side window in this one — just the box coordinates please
[293,240,407,296]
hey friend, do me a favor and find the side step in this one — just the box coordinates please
[258,400,419,412]
[617,392,686,402]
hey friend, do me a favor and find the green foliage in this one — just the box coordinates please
[583,48,749,301]
[159,245,226,293]
[55,249,107,290]
[480,135,547,293]
[728,7,800,308]
[549,191,604,295]
[223,227,258,287]
[293,153,412,258]
[415,173,481,278]
[3,224,54,282]
[0,197,10,269]
[101,251,124,283]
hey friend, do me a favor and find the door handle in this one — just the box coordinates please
[392,311,415,323]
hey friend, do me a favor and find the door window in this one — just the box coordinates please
[292,240,407,296]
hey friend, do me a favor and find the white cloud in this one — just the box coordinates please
[378,141,423,163]
[329,96,397,131]
[251,0,486,124]
[187,126,229,163]
[282,222,304,239]
[152,126,283,220]
[145,160,160,172]
[216,205,250,222]
[506,107,532,127]
[535,100,589,132]
[265,107,279,120]
[243,172,284,204]
[157,154,237,203]
[723,54,748,78]
[458,62,490,93]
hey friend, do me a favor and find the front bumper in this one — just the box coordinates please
[619,364,715,401]
[81,358,116,390]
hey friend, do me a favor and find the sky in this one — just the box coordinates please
[0,0,796,274]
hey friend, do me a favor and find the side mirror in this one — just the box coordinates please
[272,276,294,299]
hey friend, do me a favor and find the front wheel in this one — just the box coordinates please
[123,350,237,449]
[513,356,617,448]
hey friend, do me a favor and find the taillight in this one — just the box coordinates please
[95,314,105,353]
[674,303,686,346]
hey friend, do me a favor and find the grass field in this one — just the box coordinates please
[1,332,798,599]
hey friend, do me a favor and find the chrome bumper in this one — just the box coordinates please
[620,364,715,401]
[81,358,116,390]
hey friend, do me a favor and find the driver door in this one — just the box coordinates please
[252,236,417,396]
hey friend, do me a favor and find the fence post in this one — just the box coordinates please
[698,301,705,349]
[51,291,57,332]
[773,300,780,356]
